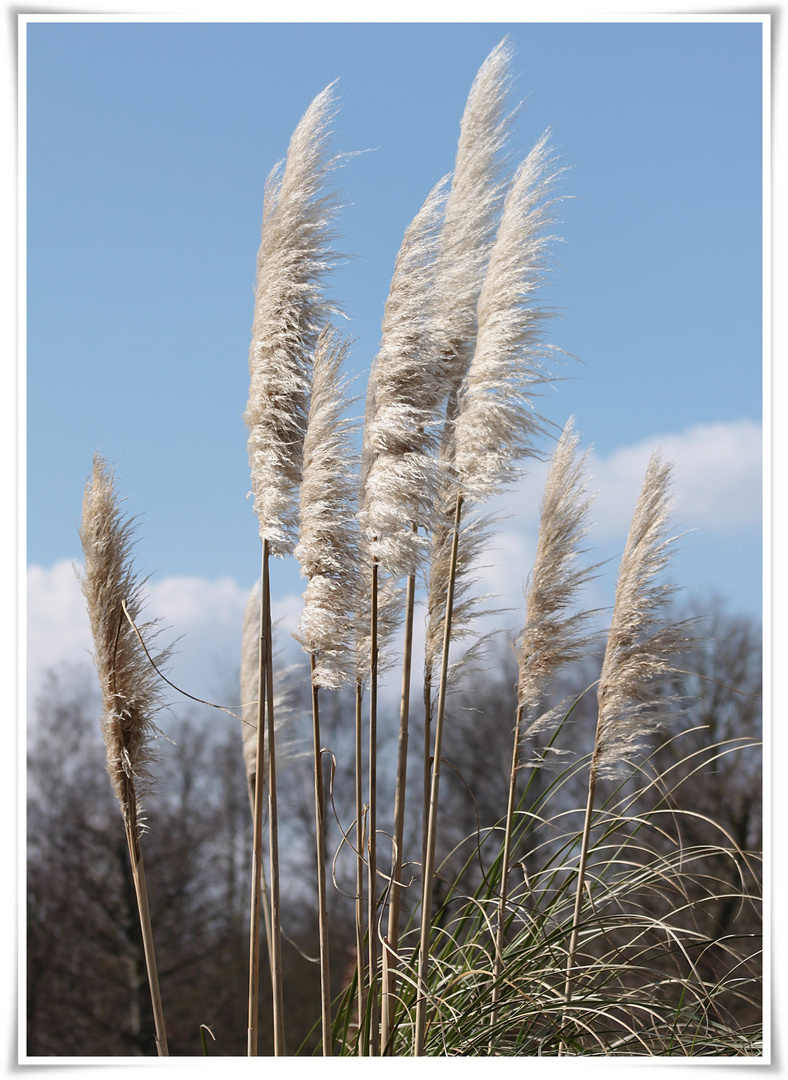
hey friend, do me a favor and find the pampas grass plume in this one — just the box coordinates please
[294,326,359,689]
[518,419,598,734]
[594,452,688,777]
[244,83,342,557]
[438,36,515,384]
[359,177,451,577]
[454,130,562,501]
[78,453,168,823]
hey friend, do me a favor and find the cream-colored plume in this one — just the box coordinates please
[423,39,518,690]
[244,83,342,558]
[425,128,562,685]
[593,453,687,778]
[294,327,359,689]
[437,36,515,388]
[454,130,561,502]
[78,454,168,824]
[518,419,598,740]
[359,176,451,578]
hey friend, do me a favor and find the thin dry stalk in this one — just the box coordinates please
[354,678,367,1052]
[78,453,169,1057]
[262,552,286,1055]
[381,564,416,1052]
[310,657,332,1055]
[415,491,464,1056]
[562,453,688,1045]
[367,556,380,1056]
[247,640,267,1059]
[247,549,286,1056]
[241,583,303,1020]
[123,816,168,1057]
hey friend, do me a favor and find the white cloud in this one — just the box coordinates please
[495,418,761,542]
[26,561,95,698]
[588,420,762,539]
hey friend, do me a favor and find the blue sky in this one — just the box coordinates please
[23,14,766,703]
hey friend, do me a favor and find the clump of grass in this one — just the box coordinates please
[353,722,761,1057]
[72,38,761,1063]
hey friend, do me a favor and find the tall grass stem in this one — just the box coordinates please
[415,492,463,1054]
[263,547,286,1054]
[124,809,168,1055]
[381,567,416,1051]
[490,702,525,1037]
[354,678,368,1052]
[310,655,332,1054]
[368,557,380,1054]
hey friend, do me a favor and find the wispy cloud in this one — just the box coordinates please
[588,419,762,538]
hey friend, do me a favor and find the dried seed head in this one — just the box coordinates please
[594,454,690,778]
[454,130,563,501]
[359,177,451,578]
[518,420,599,742]
[77,454,169,826]
[294,327,360,689]
[438,36,516,388]
[244,83,343,557]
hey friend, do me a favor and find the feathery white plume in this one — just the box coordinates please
[454,130,562,501]
[424,39,518,689]
[294,327,359,689]
[594,453,688,778]
[244,84,343,557]
[359,177,451,578]
[437,36,516,389]
[78,454,169,823]
[518,419,599,743]
[425,128,563,686]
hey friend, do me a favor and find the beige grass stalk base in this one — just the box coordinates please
[248,544,285,1056]
[381,569,416,1053]
[354,679,368,1053]
[310,657,332,1055]
[415,493,463,1055]
[124,815,168,1056]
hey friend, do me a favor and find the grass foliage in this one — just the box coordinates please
[325,719,761,1057]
